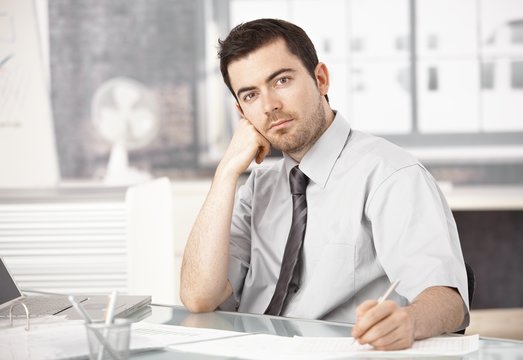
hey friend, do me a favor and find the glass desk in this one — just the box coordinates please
[132,304,523,359]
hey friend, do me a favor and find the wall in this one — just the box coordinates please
[455,211,523,309]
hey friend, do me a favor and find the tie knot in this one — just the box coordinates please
[289,166,309,195]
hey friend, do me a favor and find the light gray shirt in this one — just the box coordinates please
[221,112,469,326]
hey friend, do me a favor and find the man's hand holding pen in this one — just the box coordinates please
[351,280,416,351]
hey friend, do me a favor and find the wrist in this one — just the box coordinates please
[403,305,420,339]
[215,160,243,183]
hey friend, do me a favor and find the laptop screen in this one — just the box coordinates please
[0,258,23,309]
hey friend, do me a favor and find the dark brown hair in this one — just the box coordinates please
[218,18,327,101]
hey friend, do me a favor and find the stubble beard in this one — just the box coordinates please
[269,96,327,157]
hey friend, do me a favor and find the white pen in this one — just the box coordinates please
[105,291,118,325]
[378,280,400,304]
[97,291,119,360]
[68,295,93,323]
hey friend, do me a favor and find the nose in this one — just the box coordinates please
[263,90,282,116]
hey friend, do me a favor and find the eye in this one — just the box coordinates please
[276,76,290,86]
[243,92,256,102]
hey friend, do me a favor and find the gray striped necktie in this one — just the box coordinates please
[265,165,309,316]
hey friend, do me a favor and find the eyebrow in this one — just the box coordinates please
[236,68,296,99]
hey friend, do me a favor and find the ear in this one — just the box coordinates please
[314,62,330,97]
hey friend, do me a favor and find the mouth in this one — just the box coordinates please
[269,118,293,130]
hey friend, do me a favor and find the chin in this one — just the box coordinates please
[271,134,309,155]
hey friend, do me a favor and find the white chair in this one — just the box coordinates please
[125,178,176,304]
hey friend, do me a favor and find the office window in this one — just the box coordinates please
[48,0,208,180]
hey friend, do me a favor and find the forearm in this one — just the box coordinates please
[180,167,239,312]
[405,286,466,340]
[181,117,270,313]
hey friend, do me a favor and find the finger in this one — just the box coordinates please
[352,300,397,339]
[357,315,398,345]
[355,300,378,320]
[255,141,271,164]
[352,300,378,338]
[371,333,403,351]
[371,326,413,351]
[378,337,414,351]
[352,300,378,339]
[365,309,415,350]
[238,117,270,164]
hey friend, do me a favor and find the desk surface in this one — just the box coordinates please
[131,304,523,359]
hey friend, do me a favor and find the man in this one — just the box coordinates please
[181,18,468,350]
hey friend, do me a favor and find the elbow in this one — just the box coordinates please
[181,293,218,313]
[180,273,231,313]
[182,299,217,313]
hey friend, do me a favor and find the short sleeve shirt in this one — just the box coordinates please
[220,112,469,326]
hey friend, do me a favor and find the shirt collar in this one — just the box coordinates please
[283,111,351,188]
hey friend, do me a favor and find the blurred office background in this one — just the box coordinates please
[0,0,522,339]
[44,0,523,185]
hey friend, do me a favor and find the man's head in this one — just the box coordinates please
[218,18,325,102]
[218,18,334,161]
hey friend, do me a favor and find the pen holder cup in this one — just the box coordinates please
[85,319,132,360]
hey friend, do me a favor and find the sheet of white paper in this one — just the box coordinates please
[0,321,243,360]
[169,333,297,359]
[170,333,479,359]
[0,321,92,360]
[292,334,480,356]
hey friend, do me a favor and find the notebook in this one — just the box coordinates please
[0,257,151,320]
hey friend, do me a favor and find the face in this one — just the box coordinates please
[228,39,331,159]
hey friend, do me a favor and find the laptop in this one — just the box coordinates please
[0,257,151,320]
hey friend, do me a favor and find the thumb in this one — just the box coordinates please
[255,142,271,164]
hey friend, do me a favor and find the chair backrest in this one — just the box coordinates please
[126,177,175,304]
[455,262,475,334]
[465,262,475,308]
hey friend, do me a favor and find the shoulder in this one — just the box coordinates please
[344,130,437,209]
[347,130,420,172]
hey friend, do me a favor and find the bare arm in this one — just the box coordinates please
[180,118,270,313]
[352,286,466,350]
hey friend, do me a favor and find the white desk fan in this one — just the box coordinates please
[91,77,159,185]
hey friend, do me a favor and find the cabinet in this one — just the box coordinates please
[228,0,523,137]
